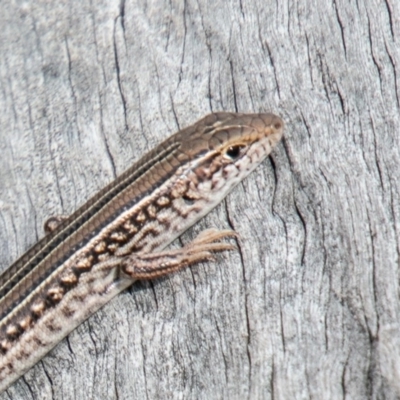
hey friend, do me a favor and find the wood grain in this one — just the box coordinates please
[1,0,399,399]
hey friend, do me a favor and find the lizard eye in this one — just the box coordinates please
[224,145,244,160]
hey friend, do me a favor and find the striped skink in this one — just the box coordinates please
[0,112,284,392]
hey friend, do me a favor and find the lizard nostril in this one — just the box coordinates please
[273,120,283,131]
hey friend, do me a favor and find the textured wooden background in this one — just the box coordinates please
[1,0,399,399]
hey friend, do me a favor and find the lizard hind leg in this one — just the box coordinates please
[44,215,70,234]
[121,229,238,280]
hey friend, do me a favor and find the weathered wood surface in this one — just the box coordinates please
[0,0,399,399]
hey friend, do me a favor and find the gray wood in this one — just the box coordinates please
[0,0,399,398]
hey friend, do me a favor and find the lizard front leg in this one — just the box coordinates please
[120,229,237,280]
